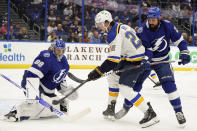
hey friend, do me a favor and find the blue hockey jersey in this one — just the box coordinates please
[137,20,188,62]
[25,50,69,95]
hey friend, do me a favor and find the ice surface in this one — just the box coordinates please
[0,69,197,131]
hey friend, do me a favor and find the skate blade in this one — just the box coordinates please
[104,115,116,121]
[115,110,128,120]
[141,117,160,128]
[179,123,186,128]
[0,115,17,122]
[153,86,162,90]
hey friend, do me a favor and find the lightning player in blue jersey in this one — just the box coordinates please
[117,7,190,127]
[3,39,78,121]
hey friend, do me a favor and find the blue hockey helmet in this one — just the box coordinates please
[51,39,65,50]
[147,7,161,19]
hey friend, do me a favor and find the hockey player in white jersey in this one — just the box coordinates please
[87,10,159,128]
[116,7,190,127]
[3,39,78,122]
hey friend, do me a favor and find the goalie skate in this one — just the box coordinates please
[139,102,159,128]
[3,111,18,122]
[103,100,116,121]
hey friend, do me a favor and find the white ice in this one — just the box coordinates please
[0,69,197,131]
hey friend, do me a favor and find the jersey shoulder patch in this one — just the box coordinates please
[43,52,50,57]
[40,50,52,58]
[137,27,143,34]
[120,25,128,30]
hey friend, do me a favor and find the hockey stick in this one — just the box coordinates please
[148,76,161,87]
[103,60,175,77]
[52,79,90,105]
[67,72,86,83]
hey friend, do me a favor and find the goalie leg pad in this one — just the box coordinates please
[4,95,61,121]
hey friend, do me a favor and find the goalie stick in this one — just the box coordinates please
[0,73,91,121]
[52,60,175,106]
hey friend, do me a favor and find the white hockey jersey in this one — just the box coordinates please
[107,23,145,63]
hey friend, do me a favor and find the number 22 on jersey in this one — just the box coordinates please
[125,31,142,49]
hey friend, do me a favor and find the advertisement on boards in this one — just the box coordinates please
[0,41,196,71]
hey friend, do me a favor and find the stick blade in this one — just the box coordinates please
[68,107,91,122]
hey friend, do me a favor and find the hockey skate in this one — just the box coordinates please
[139,102,159,128]
[115,107,129,120]
[103,100,116,121]
[3,110,18,122]
[175,111,186,127]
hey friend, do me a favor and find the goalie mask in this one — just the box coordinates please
[95,10,113,32]
[50,39,66,61]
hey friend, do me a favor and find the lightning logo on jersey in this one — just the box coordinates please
[53,69,68,83]
[151,35,168,52]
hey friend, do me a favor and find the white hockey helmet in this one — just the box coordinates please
[95,10,113,32]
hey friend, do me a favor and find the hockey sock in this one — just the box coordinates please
[108,87,119,104]
[162,82,182,112]
[129,93,148,113]
[133,83,143,92]
[170,98,182,112]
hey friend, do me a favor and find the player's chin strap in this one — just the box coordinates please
[54,53,64,62]
[102,22,110,33]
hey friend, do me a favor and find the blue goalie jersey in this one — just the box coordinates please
[137,20,188,62]
[25,50,69,95]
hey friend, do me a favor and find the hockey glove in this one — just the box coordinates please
[88,67,103,81]
[113,60,125,71]
[179,50,190,65]
[141,59,151,71]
